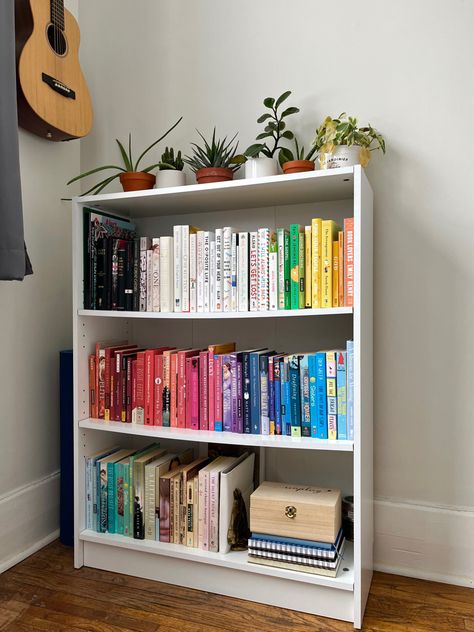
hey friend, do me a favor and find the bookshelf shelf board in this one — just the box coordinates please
[78,307,353,320]
[80,530,354,591]
[74,167,354,218]
[79,418,354,451]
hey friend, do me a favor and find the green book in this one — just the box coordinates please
[284,230,290,310]
[290,224,302,309]
[298,230,305,309]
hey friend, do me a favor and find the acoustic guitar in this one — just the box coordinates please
[15,0,93,141]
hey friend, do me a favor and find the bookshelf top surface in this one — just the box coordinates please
[73,167,355,218]
[78,307,353,320]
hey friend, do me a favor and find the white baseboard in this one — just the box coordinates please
[0,471,60,574]
[374,497,474,588]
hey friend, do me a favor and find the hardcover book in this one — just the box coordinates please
[238,232,249,311]
[304,226,312,308]
[249,231,258,312]
[344,218,354,307]
[257,228,270,311]
[222,226,233,312]
[173,225,182,312]
[152,238,160,312]
[336,351,347,440]
[159,236,174,313]
[133,447,167,539]
[290,224,303,309]
[321,220,340,308]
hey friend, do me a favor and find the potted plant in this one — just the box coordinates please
[155,146,186,188]
[314,113,385,169]
[244,90,299,178]
[278,137,318,174]
[67,117,182,194]
[184,128,245,184]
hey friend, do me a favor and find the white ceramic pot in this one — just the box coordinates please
[318,145,362,170]
[244,156,279,179]
[155,170,186,188]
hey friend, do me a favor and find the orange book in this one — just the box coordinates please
[338,231,344,306]
[88,354,96,418]
[344,218,354,307]
[332,241,339,307]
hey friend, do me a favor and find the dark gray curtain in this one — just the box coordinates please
[0,0,32,280]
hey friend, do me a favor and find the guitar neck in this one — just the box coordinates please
[50,0,65,30]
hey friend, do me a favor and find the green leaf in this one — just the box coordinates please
[281,106,299,117]
[128,133,133,168]
[275,90,291,109]
[66,165,125,185]
[256,132,274,140]
[116,139,133,171]
[278,147,293,166]
[244,143,265,157]
[134,116,183,170]
[263,97,275,108]
[80,173,121,196]
[257,113,272,123]
[282,130,294,140]
[141,163,160,173]
[158,162,177,170]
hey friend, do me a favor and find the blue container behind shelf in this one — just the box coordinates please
[60,349,73,546]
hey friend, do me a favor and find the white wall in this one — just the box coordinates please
[78,0,474,585]
[0,1,79,572]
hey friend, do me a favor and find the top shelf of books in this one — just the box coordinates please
[74,168,355,219]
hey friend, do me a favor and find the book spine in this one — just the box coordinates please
[144,350,155,425]
[231,232,238,311]
[116,462,124,534]
[126,356,133,422]
[214,355,223,432]
[222,355,232,432]
[162,352,171,427]
[170,352,178,427]
[311,219,322,308]
[85,457,93,529]
[332,240,339,307]
[347,340,354,440]
[305,226,312,308]
[117,239,127,310]
[344,218,354,307]
[290,224,300,309]
[131,360,137,423]
[274,357,282,435]
[249,231,258,312]
[172,476,180,543]
[210,240,215,312]
[152,238,160,312]
[113,351,122,421]
[281,357,291,436]
[269,231,278,311]
[242,352,251,434]
[284,230,290,309]
[135,351,145,425]
[107,462,116,533]
[289,355,302,437]
[326,351,337,439]
[268,356,275,435]
[88,354,96,418]
[124,241,133,311]
[97,462,107,532]
[111,239,120,310]
[338,230,344,306]
[196,231,204,312]
[208,349,215,431]
[177,352,187,428]
[200,469,210,550]
[203,231,212,312]
[238,232,248,312]
[308,355,317,437]
[173,225,182,312]
[209,469,220,552]
[120,353,129,422]
[153,354,163,425]
[159,477,171,543]
[336,351,347,440]
[214,228,223,312]
[97,348,107,419]
[277,228,285,310]
[260,354,270,435]
[250,353,261,434]
[123,461,131,536]
[181,225,190,312]
[133,462,145,539]
[198,470,206,549]
[185,357,193,428]
[322,220,335,308]
[146,249,153,312]
[132,238,140,311]
[144,464,156,540]
[189,232,197,312]
[193,475,199,547]
[230,354,238,432]
[199,351,209,430]
[298,230,305,309]
[300,354,311,437]
[315,352,328,439]
[186,478,194,547]
[236,357,243,434]
[139,237,150,311]
[95,237,106,309]
[222,226,232,312]
[258,228,270,311]
[104,348,113,420]
[159,236,173,312]
[190,357,199,430]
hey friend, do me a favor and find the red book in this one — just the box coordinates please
[126,356,134,422]
[344,217,354,307]
[190,356,200,430]
[215,355,223,431]
[208,343,235,431]
[131,359,137,421]
[95,340,128,419]
[145,349,158,425]
[119,349,142,422]
[153,354,164,426]
[104,344,134,420]
[88,354,96,418]
[199,351,209,430]
[134,351,146,424]
[177,349,201,428]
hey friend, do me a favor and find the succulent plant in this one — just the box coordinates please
[158,146,184,171]
[184,128,245,173]
[278,137,318,167]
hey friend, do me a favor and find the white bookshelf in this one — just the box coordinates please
[73,166,373,628]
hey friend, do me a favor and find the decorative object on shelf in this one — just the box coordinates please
[15,0,93,141]
[227,488,251,551]
[155,147,186,188]
[184,128,245,184]
[278,137,318,174]
[314,113,385,169]
[67,117,183,194]
[244,90,299,178]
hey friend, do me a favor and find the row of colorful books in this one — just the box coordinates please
[89,340,354,440]
[86,443,255,552]
[83,209,355,312]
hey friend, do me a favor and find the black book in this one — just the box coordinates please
[132,238,140,311]
[124,240,133,311]
[105,237,113,310]
[117,239,128,310]
[95,237,107,309]
[111,239,120,310]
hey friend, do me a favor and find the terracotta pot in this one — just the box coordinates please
[195,167,234,185]
[282,160,315,175]
[119,171,156,192]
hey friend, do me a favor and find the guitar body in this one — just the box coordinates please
[15,0,93,141]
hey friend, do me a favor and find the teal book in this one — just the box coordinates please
[97,449,134,533]
[288,354,301,437]
[336,351,347,440]
[289,225,302,309]
[107,449,135,533]
[299,354,311,437]
[116,459,130,535]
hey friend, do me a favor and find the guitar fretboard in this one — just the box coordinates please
[50,0,65,31]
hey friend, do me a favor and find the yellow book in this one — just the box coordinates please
[321,220,339,308]
[304,226,312,307]
[332,240,339,307]
[311,218,322,308]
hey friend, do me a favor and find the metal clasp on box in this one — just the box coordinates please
[285,505,297,519]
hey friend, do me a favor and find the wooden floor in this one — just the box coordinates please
[0,542,471,631]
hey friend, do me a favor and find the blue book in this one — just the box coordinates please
[107,461,117,533]
[250,350,272,434]
[346,340,354,440]
[308,355,318,437]
[336,351,347,440]
[251,528,343,551]
[85,446,118,531]
[273,357,282,435]
[315,352,328,439]
[288,354,301,437]
[299,354,311,437]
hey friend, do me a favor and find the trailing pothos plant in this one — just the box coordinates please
[158,146,184,170]
[313,113,385,167]
[67,116,182,194]
[244,91,299,159]
[184,128,245,172]
[278,137,318,167]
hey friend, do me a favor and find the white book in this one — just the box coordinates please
[173,225,182,312]
[277,228,286,310]
[152,238,160,312]
[208,457,237,553]
[249,231,258,312]
[269,231,278,311]
[203,231,214,312]
[146,249,153,312]
[258,228,270,311]
[196,231,204,312]
[181,225,190,312]
[139,237,151,311]
[210,240,216,312]
[222,226,233,312]
[159,236,174,312]
[238,232,249,312]
[231,232,238,312]
[214,228,223,312]
[189,232,197,312]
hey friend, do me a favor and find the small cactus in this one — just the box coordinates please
[159,146,184,171]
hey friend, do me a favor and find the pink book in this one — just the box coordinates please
[135,350,146,425]
[344,217,354,307]
[199,351,209,430]
[144,349,156,425]
[170,352,179,427]
[153,354,164,426]
[190,356,200,430]
[131,359,137,422]
[185,357,193,428]
[177,349,201,428]
[214,355,223,432]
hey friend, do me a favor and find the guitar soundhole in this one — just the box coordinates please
[47,24,67,56]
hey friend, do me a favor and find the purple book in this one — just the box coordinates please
[230,352,245,433]
[222,354,232,432]
[236,356,244,433]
